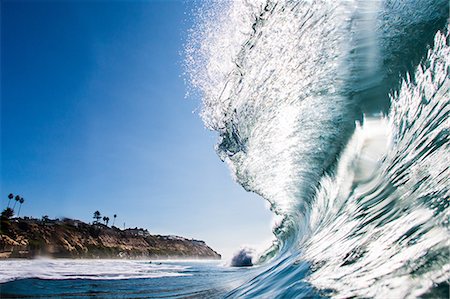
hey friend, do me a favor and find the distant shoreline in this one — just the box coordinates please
[0,217,221,260]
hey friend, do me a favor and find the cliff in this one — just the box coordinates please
[0,218,221,260]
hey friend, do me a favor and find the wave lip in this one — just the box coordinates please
[186,0,360,228]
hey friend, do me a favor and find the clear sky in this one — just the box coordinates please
[1,0,273,259]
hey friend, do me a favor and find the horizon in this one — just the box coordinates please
[1,0,273,259]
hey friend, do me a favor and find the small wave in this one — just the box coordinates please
[0,259,190,283]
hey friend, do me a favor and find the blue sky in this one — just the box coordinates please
[1,0,272,259]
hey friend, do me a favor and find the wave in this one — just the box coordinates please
[185,1,449,298]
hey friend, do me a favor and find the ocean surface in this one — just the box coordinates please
[2,1,449,298]
[0,259,262,298]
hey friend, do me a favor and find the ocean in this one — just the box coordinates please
[0,259,260,298]
[0,259,324,298]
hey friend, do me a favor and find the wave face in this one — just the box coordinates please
[185,1,449,298]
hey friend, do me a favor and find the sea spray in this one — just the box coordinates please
[186,0,360,240]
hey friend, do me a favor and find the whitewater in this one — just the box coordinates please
[185,0,449,298]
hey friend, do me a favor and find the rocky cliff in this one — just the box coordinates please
[0,218,221,260]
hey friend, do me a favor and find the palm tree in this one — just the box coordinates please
[103,216,109,226]
[12,195,20,210]
[17,197,25,217]
[7,194,14,208]
[112,214,117,227]
[93,211,101,223]
[102,216,107,225]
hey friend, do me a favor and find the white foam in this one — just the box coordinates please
[0,259,190,283]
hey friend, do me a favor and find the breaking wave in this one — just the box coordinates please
[185,1,449,297]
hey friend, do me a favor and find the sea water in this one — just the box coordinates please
[0,259,276,298]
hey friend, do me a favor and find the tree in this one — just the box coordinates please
[7,194,14,208]
[17,198,25,217]
[2,208,14,220]
[1,208,14,234]
[42,215,49,222]
[103,216,107,225]
[112,214,117,227]
[93,211,101,223]
[12,195,20,210]
[105,217,109,226]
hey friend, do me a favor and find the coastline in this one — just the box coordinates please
[0,217,221,260]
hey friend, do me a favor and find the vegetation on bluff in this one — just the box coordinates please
[0,193,221,260]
